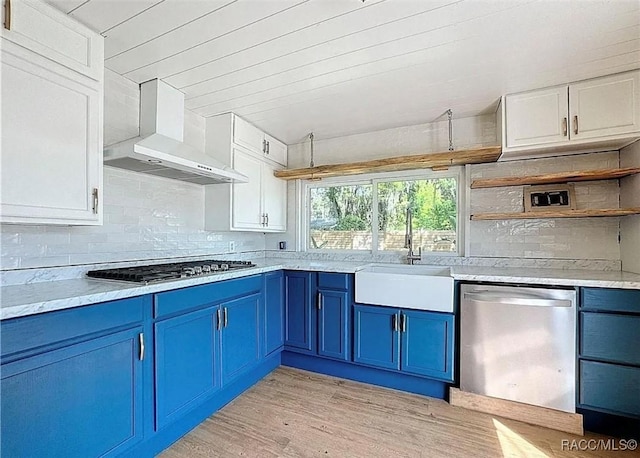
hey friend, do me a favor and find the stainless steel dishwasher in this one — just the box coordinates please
[460,284,576,413]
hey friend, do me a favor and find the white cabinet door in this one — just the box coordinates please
[264,134,287,167]
[231,150,263,230]
[570,70,640,140]
[233,116,264,155]
[505,85,569,148]
[261,163,287,232]
[2,0,103,80]
[1,44,102,225]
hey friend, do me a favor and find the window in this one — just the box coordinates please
[306,171,461,255]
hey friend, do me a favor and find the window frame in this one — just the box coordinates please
[302,167,465,256]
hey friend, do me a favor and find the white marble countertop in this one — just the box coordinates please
[1,258,638,320]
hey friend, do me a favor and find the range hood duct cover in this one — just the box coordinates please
[104,79,247,185]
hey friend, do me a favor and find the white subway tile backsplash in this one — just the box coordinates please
[468,152,621,261]
[1,167,265,270]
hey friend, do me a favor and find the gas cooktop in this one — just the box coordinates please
[87,260,256,284]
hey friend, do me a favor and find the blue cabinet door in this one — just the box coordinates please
[155,307,220,430]
[221,292,261,385]
[353,304,400,370]
[400,310,454,381]
[284,271,316,353]
[318,289,350,361]
[264,271,285,356]
[1,328,144,458]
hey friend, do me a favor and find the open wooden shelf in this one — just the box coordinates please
[471,167,640,189]
[471,207,640,221]
[274,146,502,180]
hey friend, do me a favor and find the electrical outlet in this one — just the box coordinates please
[229,241,236,252]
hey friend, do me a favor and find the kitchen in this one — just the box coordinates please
[1,0,639,456]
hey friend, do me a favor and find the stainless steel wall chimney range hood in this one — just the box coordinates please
[104,80,248,185]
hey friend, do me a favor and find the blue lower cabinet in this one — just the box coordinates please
[317,289,350,361]
[155,307,220,430]
[221,292,262,385]
[401,310,454,381]
[1,327,144,457]
[264,271,285,356]
[580,360,640,417]
[353,304,454,381]
[354,304,401,370]
[284,271,316,353]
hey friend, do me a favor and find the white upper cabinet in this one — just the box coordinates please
[233,115,266,156]
[212,113,287,167]
[1,0,104,225]
[2,0,103,80]
[505,85,569,148]
[569,71,640,141]
[261,161,286,232]
[231,150,264,231]
[204,116,287,233]
[502,70,640,157]
[263,134,287,167]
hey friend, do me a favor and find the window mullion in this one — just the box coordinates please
[371,180,379,255]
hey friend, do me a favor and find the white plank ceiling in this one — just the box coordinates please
[48,0,640,144]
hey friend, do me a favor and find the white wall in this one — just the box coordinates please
[469,152,621,260]
[620,140,640,274]
[0,70,264,270]
[269,114,622,265]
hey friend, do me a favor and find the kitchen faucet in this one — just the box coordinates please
[404,208,422,265]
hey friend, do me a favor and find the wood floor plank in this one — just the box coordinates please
[161,367,636,458]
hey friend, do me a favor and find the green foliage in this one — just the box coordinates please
[309,177,456,236]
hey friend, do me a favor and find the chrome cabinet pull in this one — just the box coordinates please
[262,139,267,154]
[139,333,145,361]
[562,117,567,137]
[317,292,322,310]
[400,313,407,332]
[217,308,222,330]
[4,0,11,30]
[223,307,228,327]
[392,314,398,332]
[92,188,99,214]
[573,115,578,135]
[265,213,269,227]
[266,141,270,155]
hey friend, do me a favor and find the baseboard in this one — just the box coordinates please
[449,388,584,435]
[124,352,281,458]
[282,351,449,399]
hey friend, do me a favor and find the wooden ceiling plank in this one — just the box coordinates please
[273,146,502,181]
[67,0,163,34]
[173,0,478,98]
[103,0,236,60]
[165,0,408,89]
[106,0,303,73]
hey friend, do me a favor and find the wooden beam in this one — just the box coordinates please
[274,146,502,180]
[471,167,640,189]
[471,207,640,221]
[449,388,584,436]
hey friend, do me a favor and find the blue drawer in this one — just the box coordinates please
[581,288,640,313]
[317,272,352,291]
[1,296,146,361]
[581,312,640,365]
[579,360,640,417]
[154,275,262,318]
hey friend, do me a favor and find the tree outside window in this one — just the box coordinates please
[308,176,457,253]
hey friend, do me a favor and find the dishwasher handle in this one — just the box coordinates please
[463,291,572,307]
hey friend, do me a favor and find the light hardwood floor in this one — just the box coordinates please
[161,367,636,458]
